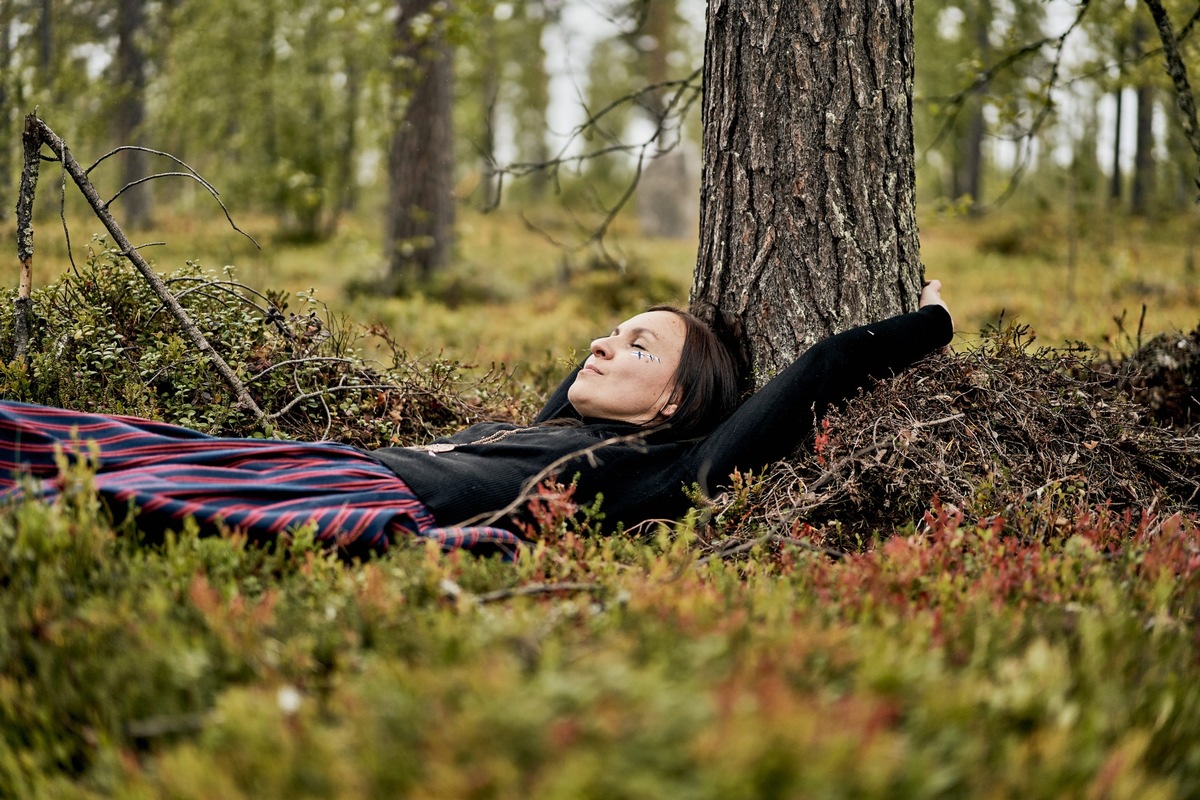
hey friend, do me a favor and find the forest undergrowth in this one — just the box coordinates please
[1,242,1199,798]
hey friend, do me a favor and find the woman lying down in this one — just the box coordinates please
[0,282,953,558]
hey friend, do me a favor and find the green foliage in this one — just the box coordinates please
[153,0,394,240]
[0,238,521,444]
[0,470,1198,797]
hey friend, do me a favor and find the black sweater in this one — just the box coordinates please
[367,306,953,532]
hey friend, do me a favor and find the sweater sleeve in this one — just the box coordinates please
[532,363,584,423]
[690,305,953,493]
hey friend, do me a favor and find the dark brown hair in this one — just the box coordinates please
[646,304,742,440]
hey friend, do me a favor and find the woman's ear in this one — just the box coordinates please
[660,401,679,418]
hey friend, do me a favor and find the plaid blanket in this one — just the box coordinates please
[0,401,523,558]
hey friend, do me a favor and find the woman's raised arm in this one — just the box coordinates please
[690,301,954,494]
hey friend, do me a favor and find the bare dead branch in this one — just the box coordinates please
[1142,0,1200,195]
[158,275,293,337]
[920,2,1093,208]
[248,357,357,383]
[147,279,270,324]
[983,4,1092,210]
[87,144,260,249]
[267,383,399,420]
[454,428,655,529]
[14,114,41,360]
[509,71,702,267]
[22,114,269,427]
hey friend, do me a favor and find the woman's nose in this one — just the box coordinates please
[590,337,612,359]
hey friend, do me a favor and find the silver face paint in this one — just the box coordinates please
[633,350,663,363]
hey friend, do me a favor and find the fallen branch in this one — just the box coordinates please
[14,114,41,360]
[17,113,268,427]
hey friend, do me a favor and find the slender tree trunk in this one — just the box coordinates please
[38,0,51,73]
[958,0,991,213]
[477,9,501,209]
[14,115,40,360]
[635,0,692,239]
[1110,88,1124,203]
[693,0,922,382]
[387,0,455,292]
[1140,0,1200,197]
[640,0,674,121]
[960,106,985,211]
[1131,81,1155,215]
[522,0,552,201]
[1130,19,1155,215]
[337,61,361,214]
[259,2,281,214]
[115,0,152,229]
[0,0,13,219]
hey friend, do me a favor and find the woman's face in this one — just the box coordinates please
[567,309,687,425]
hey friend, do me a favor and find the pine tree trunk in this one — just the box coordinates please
[521,2,552,201]
[959,0,991,214]
[1110,88,1124,203]
[477,9,500,209]
[1131,81,1155,215]
[387,0,455,292]
[692,0,923,383]
[337,62,361,215]
[1130,18,1154,216]
[38,0,51,72]
[115,0,152,229]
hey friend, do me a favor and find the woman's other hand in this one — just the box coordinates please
[920,279,953,331]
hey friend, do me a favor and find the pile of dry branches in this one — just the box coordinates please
[705,324,1200,552]
[1102,323,1200,432]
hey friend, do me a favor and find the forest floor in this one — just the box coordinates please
[2,203,1199,798]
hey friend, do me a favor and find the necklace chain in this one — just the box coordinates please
[409,425,530,455]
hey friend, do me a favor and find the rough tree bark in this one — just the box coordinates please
[692,1,924,383]
[387,0,456,292]
[0,0,13,219]
[14,115,40,361]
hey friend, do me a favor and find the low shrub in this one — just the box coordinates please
[1,485,1198,798]
[3,245,1200,798]
[0,240,530,446]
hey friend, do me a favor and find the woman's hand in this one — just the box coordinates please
[920,279,953,331]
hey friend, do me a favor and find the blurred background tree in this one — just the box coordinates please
[2,0,1197,319]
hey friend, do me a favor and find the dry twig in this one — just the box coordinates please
[703,326,1200,556]
[15,113,269,427]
